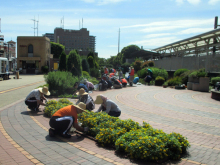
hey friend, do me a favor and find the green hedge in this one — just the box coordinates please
[211,77,220,86]
[137,67,168,80]
[44,71,78,96]
[167,77,182,86]
[174,69,189,77]
[45,100,190,162]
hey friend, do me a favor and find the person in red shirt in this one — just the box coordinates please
[104,67,109,75]
[129,66,135,86]
[109,72,115,78]
[49,103,89,138]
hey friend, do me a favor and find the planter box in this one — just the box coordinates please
[155,80,164,86]
[187,82,193,90]
[192,77,209,92]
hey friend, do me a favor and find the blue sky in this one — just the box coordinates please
[0,0,220,58]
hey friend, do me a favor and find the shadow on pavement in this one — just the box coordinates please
[45,133,85,143]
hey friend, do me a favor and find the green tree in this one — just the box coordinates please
[87,56,95,68]
[67,50,82,77]
[51,42,65,58]
[121,45,140,63]
[58,51,67,71]
[82,59,90,73]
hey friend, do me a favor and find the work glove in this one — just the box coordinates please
[83,127,89,132]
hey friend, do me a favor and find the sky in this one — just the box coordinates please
[0,0,220,58]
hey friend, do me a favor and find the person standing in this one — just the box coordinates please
[94,94,121,117]
[129,66,135,86]
[25,86,50,112]
[49,103,89,138]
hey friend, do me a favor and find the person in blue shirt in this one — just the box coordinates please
[133,77,139,84]
[146,68,153,77]
[73,82,88,95]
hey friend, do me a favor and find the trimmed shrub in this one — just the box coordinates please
[82,71,90,78]
[155,76,165,86]
[133,60,142,72]
[82,59,90,74]
[90,68,101,78]
[167,77,182,86]
[67,50,82,77]
[44,71,78,95]
[180,70,193,85]
[174,69,189,77]
[137,67,168,80]
[211,77,220,86]
[189,68,207,78]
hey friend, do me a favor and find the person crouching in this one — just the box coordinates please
[49,103,89,138]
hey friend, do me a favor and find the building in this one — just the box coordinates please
[42,33,54,42]
[17,36,52,74]
[0,35,4,57]
[54,27,96,55]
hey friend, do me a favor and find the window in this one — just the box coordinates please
[28,44,33,53]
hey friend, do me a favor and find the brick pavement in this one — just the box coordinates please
[1,84,220,164]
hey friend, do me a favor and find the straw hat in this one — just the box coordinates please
[94,95,103,104]
[131,66,134,69]
[75,102,87,113]
[83,79,88,84]
[76,88,88,96]
[39,86,50,96]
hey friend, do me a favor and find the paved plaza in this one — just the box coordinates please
[0,75,220,165]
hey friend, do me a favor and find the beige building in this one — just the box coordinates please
[17,36,51,74]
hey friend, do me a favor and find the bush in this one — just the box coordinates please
[148,61,155,67]
[174,69,189,77]
[77,111,190,161]
[82,71,90,78]
[137,67,168,80]
[180,70,193,85]
[189,68,207,78]
[44,99,72,117]
[155,76,165,86]
[121,63,130,74]
[133,60,142,72]
[88,77,99,85]
[211,77,220,86]
[90,68,101,78]
[44,71,78,95]
[167,77,182,86]
[41,66,49,73]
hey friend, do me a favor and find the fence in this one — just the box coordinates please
[154,53,220,73]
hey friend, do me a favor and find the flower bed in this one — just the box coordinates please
[78,111,190,162]
[44,100,190,162]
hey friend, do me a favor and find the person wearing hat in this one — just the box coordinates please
[75,88,95,111]
[83,79,94,91]
[73,82,88,96]
[94,94,121,117]
[25,86,50,112]
[49,102,89,138]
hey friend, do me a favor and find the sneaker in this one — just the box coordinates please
[60,133,72,138]
[34,107,40,112]
[49,128,55,137]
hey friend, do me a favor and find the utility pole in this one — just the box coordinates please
[213,16,219,54]
[31,16,37,36]
[118,28,120,54]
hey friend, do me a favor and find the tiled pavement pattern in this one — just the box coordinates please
[1,85,220,165]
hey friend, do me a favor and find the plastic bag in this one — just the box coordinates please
[125,72,129,78]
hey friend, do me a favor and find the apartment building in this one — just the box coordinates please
[42,33,54,42]
[54,28,96,55]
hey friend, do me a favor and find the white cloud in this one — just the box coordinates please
[144,33,171,38]
[177,28,212,35]
[176,0,184,5]
[187,0,201,5]
[208,0,220,5]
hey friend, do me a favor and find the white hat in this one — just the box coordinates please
[39,86,50,96]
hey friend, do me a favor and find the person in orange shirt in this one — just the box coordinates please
[104,67,109,75]
[49,103,89,138]
[121,78,128,87]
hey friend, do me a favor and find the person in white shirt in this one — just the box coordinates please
[94,94,121,117]
[25,86,50,111]
[76,88,95,111]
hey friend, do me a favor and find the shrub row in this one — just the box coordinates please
[78,111,190,161]
[45,99,190,162]
[137,67,168,80]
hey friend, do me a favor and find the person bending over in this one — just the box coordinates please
[76,88,95,111]
[73,82,88,96]
[25,86,50,112]
[94,94,121,117]
[49,103,89,138]
[83,79,94,91]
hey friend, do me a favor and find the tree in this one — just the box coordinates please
[87,56,95,68]
[82,59,90,73]
[121,45,140,63]
[58,51,67,71]
[51,42,65,58]
[67,50,82,77]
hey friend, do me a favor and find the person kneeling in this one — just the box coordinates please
[94,94,121,117]
[76,88,95,111]
[49,103,89,138]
